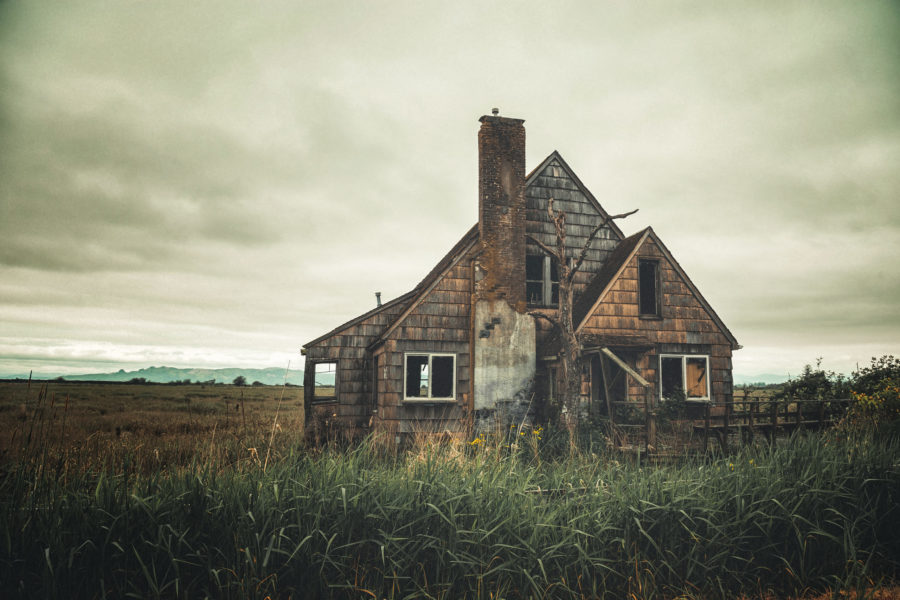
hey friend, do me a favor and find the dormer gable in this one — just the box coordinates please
[573,227,739,351]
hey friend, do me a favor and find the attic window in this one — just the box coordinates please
[638,259,660,317]
[526,255,559,307]
[313,361,337,401]
[404,353,455,402]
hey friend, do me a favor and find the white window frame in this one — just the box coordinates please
[311,360,338,402]
[403,352,456,403]
[659,354,710,402]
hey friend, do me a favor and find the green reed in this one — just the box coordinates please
[1,432,898,599]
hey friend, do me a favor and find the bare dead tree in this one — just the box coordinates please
[527,198,638,442]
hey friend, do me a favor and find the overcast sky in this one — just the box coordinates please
[1,1,898,380]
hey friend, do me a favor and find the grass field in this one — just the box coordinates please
[0,381,898,599]
[0,380,305,476]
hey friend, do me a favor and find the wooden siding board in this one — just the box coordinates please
[376,255,474,434]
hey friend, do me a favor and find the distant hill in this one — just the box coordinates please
[16,366,309,386]
[3,365,786,387]
[733,372,789,386]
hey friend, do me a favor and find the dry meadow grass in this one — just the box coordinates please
[0,380,305,477]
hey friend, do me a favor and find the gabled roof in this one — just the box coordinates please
[571,227,740,350]
[572,228,649,328]
[525,151,626,241]
[304,225,480,350]
[367,224,480,350]
[302,289,417,349]
[648,230,739,350]
[409,223,479,295]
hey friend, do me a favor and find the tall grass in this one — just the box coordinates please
[1,431,898,599]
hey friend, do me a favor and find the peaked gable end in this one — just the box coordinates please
[525,151,626,240]
[525,151,625,295]
[577,228,739,350]
[370,225,479,349]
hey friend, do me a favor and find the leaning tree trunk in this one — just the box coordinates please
[553,210,582,440]
[527,199,638,448]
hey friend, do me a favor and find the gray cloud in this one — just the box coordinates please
[0,0,897,378]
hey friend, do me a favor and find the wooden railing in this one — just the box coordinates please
[697,396,853,452]
[599,393,854,457]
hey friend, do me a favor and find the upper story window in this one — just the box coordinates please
[404,353,456,402]
[638,259,660,317]
[526,255,559,307]
[312,361,337,402]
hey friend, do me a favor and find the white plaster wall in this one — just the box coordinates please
[473,299,536,411]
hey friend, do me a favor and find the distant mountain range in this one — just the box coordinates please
[733,373,789,386]
[4,366,311,386]
[3,365,784,387]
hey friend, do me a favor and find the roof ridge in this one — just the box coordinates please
[643,228,740,350]
[525,150,625,241]
[368,225,480,349]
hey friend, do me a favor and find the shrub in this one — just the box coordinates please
[838,356,900,438]
[852,355,900,395]
[779,358,849,401]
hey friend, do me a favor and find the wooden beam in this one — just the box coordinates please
[600,347,650,388]
[600,354,612,420]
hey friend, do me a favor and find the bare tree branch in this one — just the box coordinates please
[526,196,638,445]
[528,310,559,329]
[567,208,639,283]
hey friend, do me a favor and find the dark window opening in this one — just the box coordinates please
[405,353,455,401]
[405,355,429,398]
[313,361,337,400]
[639,260,659,316]
[660,356,683,400]
[431,356,454,398]
[526,254,560,307]
[526,255,544,305]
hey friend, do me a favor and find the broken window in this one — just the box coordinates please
[526,254,559,307]
[404,353,455,401]
[660,355,709,401]
[313,361,337,401]
[685,357,708,399]
[638,259,660,316]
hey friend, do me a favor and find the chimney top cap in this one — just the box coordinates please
[491,107,499,116]
[478,114,525,125]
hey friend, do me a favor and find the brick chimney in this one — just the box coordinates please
[477,112,526,308]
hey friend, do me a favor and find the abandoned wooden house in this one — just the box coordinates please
[302,113,739,440]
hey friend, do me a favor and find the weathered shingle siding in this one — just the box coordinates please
[304,300,410,430]
[580,237,734,405]
[525,158,620,296]
[374,251,474,434]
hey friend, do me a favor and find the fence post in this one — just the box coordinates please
[721,399,730,453]
[770,399,778,443]
[704,401,710,453]
[748,395,756,443]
